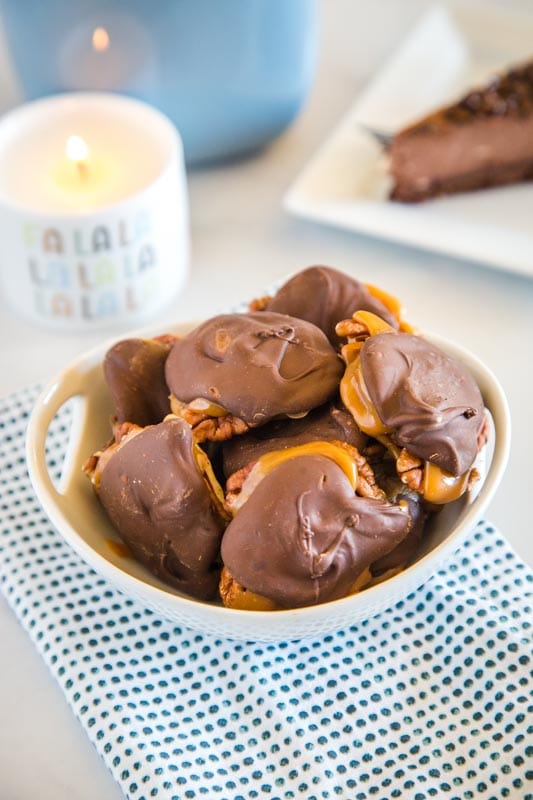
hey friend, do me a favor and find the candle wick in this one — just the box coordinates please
[76,160,89,181]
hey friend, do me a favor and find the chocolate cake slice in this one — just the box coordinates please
[389,59,533,202]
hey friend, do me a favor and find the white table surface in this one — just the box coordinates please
[0,2,532,798]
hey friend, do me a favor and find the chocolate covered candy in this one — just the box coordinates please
[220,454,413,608]
[360,332,484,476]
[104,336,174,426]
[98,417,225,600]
[165,312,343,439]
[264,265,399,346]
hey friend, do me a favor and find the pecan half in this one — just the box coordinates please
[82,421,143,489]
[396,448,423,492]
[225,461,256,513]
[334,441,386,499]
[169,395,251,442]
[190,414,250,443]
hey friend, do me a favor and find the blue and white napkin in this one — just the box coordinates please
[0,386,531,800]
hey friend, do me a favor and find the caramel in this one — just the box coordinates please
[422,461,470,504]
[229,441,359,514]
[347,567,372,595]
[353,310,395,338]
[365,284,414,333]
[340,356,391,437]
[106,539,133,558]
[193,442,228,516]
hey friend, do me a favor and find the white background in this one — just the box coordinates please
[0,2,532,798]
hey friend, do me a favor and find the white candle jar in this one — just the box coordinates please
[0,92,189,330]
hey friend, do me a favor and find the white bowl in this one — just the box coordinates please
[26,323,510,642]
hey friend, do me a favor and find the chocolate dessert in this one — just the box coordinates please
[95,418,226,600]
[83,265,489,608]
[220,454,413,609]
[221,401,367,478]
[361,332,484,475]
[339,315,485,503]
[104,336,175,427]
[258,265,400,346]
[165,311,343,441]
[389,59,533,202]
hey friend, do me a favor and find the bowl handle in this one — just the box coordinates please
[25,364,100,507]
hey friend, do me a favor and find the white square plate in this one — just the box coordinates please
[284,3,533,278]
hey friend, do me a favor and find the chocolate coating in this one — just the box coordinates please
[371,494,427,574]
[221,455,412,608]
[165,312,343,425]
[222,402,367,478]
[266,266,398,345]
[98,418,224,600]
[361,333,484,475]
[104,338,172,426]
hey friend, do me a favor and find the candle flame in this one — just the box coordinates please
[66,135,89,164]
[66,135,89,181]
[92,26,110,52]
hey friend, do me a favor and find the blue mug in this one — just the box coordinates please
[0,0,318,164]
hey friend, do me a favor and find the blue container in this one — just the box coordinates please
[0,0,318,164]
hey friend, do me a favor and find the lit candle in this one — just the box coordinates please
[66,134,90,178]
[0,93,189,330]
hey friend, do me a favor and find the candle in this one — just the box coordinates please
[0,92,189,329]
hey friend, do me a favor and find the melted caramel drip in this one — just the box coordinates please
[347,566,372,595]
[365,283,415,333]
[422,461,470,504]
[340,356,391,437]
[230,441,359,514]
[355,310,395,337]
[106,539,133,558]
[193,442,229,518]
[341,356,470,505]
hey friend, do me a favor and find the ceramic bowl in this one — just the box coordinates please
[26,323,510,642]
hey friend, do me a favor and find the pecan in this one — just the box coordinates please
[113,420,140,444]
[248,295,270,312]
[225,461,256,513]
[82,453,99,479]
[335,317,370,342]
[191,414,250,443]
[396,448,423,492]
[334,441,385,499]
[83,422,143,489]
[169,396,250,442]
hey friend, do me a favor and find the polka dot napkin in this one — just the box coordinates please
[0,386,531,800]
